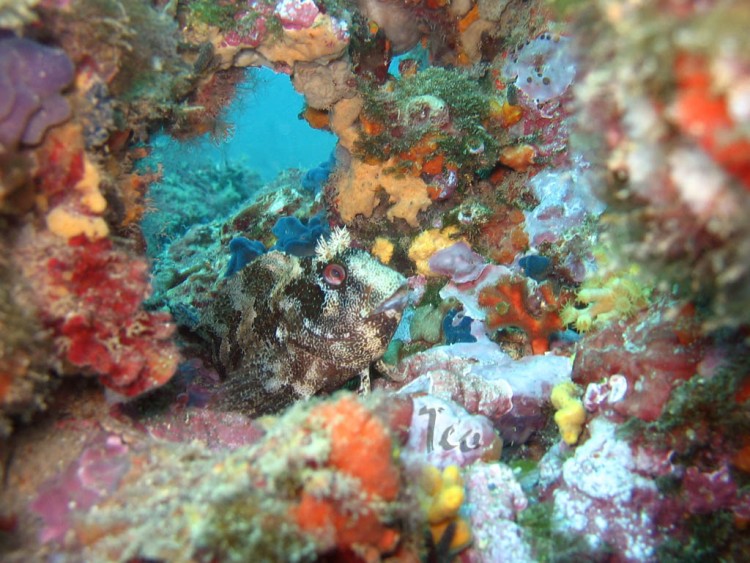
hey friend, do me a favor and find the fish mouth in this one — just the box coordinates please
[372,283,410,316]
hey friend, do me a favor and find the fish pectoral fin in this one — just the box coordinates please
[357,368,371,396]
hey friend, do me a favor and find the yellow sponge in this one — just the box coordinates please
[371,237,394,264]
[408,226,461,277]
[420,465,472,553]
[551,382,586,445]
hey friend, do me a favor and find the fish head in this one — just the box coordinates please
[287,248,407,371]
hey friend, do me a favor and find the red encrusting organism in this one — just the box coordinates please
[45,235,180,396]
[477,275,563,354]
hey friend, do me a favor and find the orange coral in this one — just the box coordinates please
[672,52,750,191]
[398,134,443,175]
[733,443,750,473]
[294,396,401,557]
[457,4,480,33]
[489,98,524,128]
[119,170,161,227]
[360,114,385,136]
[478,276,563,354]
[499,145,537,171]
[303,106,330,130]
[422,154,445,176]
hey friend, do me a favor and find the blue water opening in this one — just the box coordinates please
[140,67,337,256]
[146,67,336,182]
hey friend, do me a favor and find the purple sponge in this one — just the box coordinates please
[0,34,74,151]
[428,241,488,284]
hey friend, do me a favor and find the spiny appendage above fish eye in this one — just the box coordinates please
[322,263,347,287]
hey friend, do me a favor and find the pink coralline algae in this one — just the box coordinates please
[0,35,74,151]
[462,462,533,562]
[223,21,268,49]
[572,304,703,422]
[681,464,748,517]
[31,433,131,544]
[43,235,180,397]
[222,0,275,48]
[275,0,320,30]
[114,360,268,450]
[544,418,672,562]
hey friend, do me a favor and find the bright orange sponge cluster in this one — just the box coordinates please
[294,396,402,558]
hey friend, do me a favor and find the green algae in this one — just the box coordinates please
[185,0,240,29]
[618,355,750,459]
[517,501,600,563]
[657,510,750,563]
[356,67,501,173]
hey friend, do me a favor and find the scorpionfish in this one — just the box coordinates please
[205,229,407,415]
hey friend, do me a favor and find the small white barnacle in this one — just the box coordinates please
[315,226,351,262]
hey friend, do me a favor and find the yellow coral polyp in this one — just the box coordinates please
[420,465,472,554]
[574,313,593,333]
[408,226,461,277]
[563,270,649,332]
[551,382,586,445]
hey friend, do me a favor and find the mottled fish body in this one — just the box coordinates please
[206,247,406,415]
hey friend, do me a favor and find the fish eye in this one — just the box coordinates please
[323,263,347,287]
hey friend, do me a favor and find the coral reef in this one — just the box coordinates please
[0,0,38,31]
[30,394,421,561]
[2,0,750,560]
[542,418,672,562]
[0,263,52,437]
[25,233,180,397]
[140,161,263,255]
[571,303,704,422]
[462,462,532,562]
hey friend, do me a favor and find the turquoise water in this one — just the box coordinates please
[147,67,336,182]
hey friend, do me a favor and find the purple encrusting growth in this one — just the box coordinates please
[0,34,75,151]
[428,241,488,284]
[503,34,576,106]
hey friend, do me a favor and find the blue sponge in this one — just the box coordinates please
[443,309,477,344]
[270,213,329,257]
[301,154,335,194]
[225,237,266,277]
[224,214,331,277]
